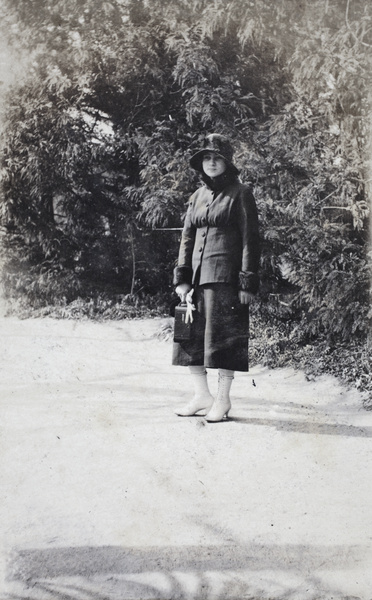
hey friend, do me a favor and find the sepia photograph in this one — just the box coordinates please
[0,1,371,598]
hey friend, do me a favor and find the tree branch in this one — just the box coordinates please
[345,0,372,48]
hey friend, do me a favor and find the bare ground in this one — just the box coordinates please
[1,316,372,600]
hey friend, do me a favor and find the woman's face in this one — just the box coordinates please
[202,152,227,178]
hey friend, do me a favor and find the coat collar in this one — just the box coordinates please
[201,169,238,194]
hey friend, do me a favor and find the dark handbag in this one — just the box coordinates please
[174,302,194,342]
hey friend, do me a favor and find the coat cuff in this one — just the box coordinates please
[239,271,260,294]
[173,266,193,286]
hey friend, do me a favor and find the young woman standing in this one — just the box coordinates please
[172,133,260,422]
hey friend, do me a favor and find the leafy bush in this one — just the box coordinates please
[249,305,372,408]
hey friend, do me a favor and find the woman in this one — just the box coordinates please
[172,133,260,422]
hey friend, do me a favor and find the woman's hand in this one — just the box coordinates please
[239,290,255,305]
[176,283,192,303]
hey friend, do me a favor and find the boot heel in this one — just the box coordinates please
[204,399,231,422]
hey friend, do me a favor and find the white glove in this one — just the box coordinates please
[175,283,192,303]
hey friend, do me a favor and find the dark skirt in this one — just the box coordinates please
[172,283,249,372]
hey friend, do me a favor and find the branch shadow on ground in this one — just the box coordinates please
[5,542,366,600]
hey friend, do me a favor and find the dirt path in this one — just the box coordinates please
[1,317,371,600]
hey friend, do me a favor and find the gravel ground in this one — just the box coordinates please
[1,316,371,600]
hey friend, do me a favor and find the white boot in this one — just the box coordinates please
[205,369,234,422]
[175,366,214,416]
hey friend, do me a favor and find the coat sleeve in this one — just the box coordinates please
[236,187,260,294]
[173,197,196,286]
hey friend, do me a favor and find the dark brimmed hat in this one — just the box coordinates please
[189,133,239,174]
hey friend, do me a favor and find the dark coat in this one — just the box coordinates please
[173,180,260,293]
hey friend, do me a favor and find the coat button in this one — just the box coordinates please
[202,232,206,237]
[198,247,203,252]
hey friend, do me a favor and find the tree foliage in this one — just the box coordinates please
[0,0,371,360]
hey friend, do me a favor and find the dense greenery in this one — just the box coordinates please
[0,0,371,400]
